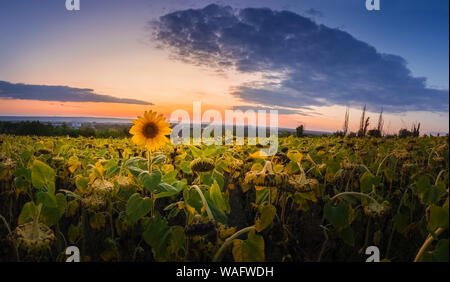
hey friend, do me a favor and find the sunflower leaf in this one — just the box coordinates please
[139,171,162,192]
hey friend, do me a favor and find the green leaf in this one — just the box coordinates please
[124,158,148,177]
[18,201,37,225]
[285,161,300,174]
[162,170,177,185]
[139,171,162,193]
[14,167,31,181]
[255,188,269,205]
[168,226,186,256]
[180,161,192,174]
[427,204,449,232]
[287,151,302,162]
[359,171,380,193]
[152,154,166,165]
[55,193,68,215]
[393,213,409,234]
[75,176,89,193]
[127,166,146,177]
[324,202,349,228]
[142,213,172,261]
[326,160,340,174]
[206,197,228,224]
[38,193,67,226]
[154,182,184,199]
[212,170,225,189]
[341,194,358,205]
[156,182,179,194]
[338,226,355,246]
[184,188,203,213]
[294,191,317,202]
[68,224,81,244]
[414,175,431,195]
[126,193,153,225]
[36,190,58,208]
[105,160,120,178]
[429,239,449,262]
[255,204,276,232]
[422,183,446,205]
[232,230,265,262]
[31,160,55,192]
[203,144,217,157]
[190,146,202,158]
[201,172,213,186]
[210,180,229,214]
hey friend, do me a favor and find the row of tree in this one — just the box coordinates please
[0,121,131,138]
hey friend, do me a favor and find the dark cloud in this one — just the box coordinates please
[305,8,323,17]
[232,105,313,116]
[152,4,449,113]
[0,81,153,105]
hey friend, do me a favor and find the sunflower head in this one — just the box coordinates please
[190,158,215,173]
[11,222,55,254]
[130,111,172,151]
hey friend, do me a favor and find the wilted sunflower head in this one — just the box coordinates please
[130,111,172,151]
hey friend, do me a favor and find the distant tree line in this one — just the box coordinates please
[333,105,423,138]
[0,121,132,138]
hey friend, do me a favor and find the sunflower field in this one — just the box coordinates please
[0,132,448,262]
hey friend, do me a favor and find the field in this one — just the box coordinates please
[0,134,448,262]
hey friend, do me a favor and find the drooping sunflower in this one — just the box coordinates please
[129,111,172,151]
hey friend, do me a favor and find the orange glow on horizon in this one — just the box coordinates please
[1,99,448,134]
[0,98,339,130]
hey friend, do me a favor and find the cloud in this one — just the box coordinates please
[152,4,449,113]
[305,8,323,17]
[232,105,313,116]
[0,81,153,105]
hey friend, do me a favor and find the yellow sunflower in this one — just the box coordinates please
[129,111,172,151]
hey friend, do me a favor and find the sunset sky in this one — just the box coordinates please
[0,0,448,134]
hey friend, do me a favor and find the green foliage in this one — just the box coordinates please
[324,202,349,229]
[255,204,276,232]
[31,160,55,191]
[0,133,448,262]
[126,193,153,226]
[232,230,265,262]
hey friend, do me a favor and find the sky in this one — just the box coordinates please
[0,0,448,134]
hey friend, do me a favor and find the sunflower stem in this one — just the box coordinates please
[148,150,153,173]
[191,185,214,221]
[414,228,444,262]
[330,192,380,206]
[213,226,256,262]
[147,150,155,217]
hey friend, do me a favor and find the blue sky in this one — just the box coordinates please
[0,0,448,133]
[1,0,447,88]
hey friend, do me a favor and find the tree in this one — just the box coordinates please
[368,129,381,137]
[398,123,420,138]
[398,128,413,138]
[296,125,304,137]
